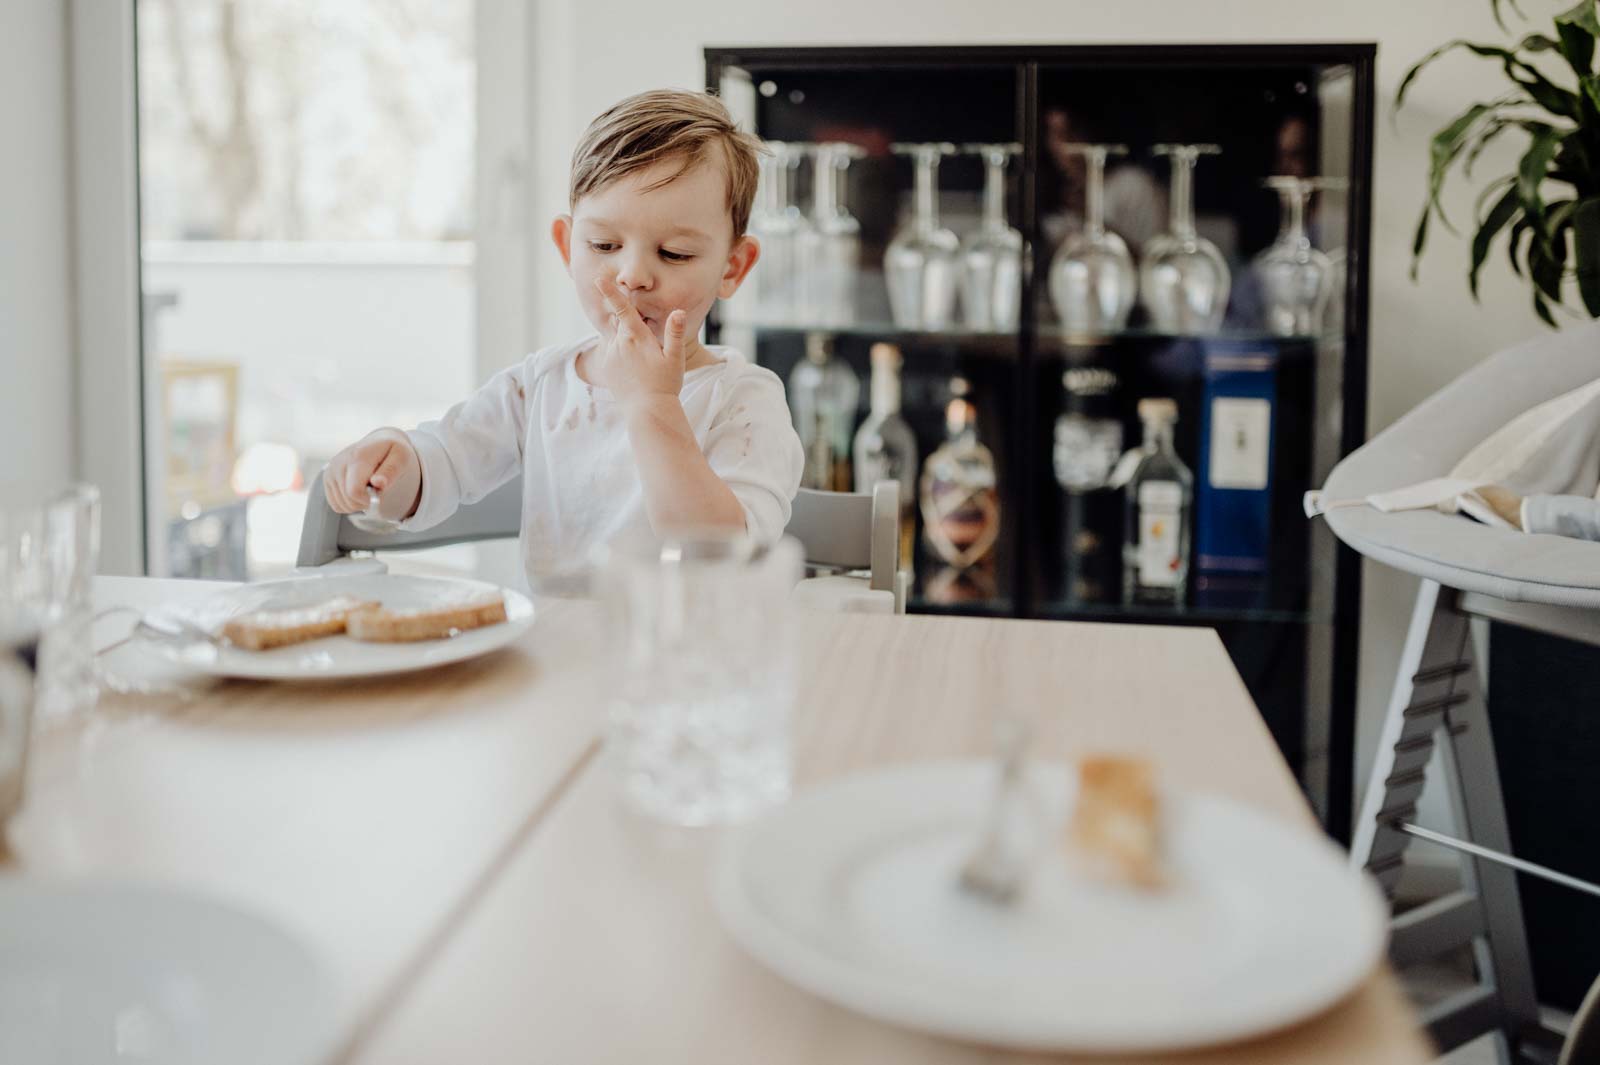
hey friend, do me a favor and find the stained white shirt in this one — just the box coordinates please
[401,335,804,587]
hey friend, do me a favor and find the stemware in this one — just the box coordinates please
[1254,176,1347,337]
[1048,144,1137,336]
[885,142,960,330]
[797,142,865,326]
[958,143,1024,331]
[1140,144,1230,334]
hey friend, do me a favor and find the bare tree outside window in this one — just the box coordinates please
[138,0,473,242]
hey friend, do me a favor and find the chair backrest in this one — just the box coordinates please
[296,472,901,593]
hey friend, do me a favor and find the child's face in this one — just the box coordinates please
[552,153,759,347]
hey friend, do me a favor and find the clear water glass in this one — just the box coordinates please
[597,531,803,827]
[2,484,100,723]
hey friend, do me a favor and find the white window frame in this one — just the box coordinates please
[68,0,537,575]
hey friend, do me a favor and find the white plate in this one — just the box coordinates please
[0,878,336,1065]
[714,760,1388,1053]
[151,574,534,680]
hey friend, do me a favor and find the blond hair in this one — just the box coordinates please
[569,89,763,240]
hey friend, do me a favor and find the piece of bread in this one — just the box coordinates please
[1068,755,1166,889]
[345,595,508,643]
[221,596,381,651]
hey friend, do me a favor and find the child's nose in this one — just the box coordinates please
[612,253,654,292]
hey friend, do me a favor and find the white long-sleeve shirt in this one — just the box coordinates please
[400,335,804,588]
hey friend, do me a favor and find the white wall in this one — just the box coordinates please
[525,0,1558,819]
[0,0,75,499]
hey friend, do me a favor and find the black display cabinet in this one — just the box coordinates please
[705,44,1375,840]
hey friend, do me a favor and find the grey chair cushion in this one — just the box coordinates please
[1323,321,1600,607]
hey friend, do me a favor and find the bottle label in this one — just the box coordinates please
[1208,397,1271,490]
[1137,480,1183,587]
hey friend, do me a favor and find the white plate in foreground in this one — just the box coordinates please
[151,573,534,680]
[714,760,1387,1053]
[0,878,335,1065]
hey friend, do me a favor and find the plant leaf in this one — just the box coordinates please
[1555,1,1599,77]
[1428,103,1500,229]
[1471,183,1524,298]
[1529,226,1567,302]
[1508,216,1532,275]
[1519,32,1561,52]
[1494,0,1528,33]
[1517,125,1565,233]
[1475,172,1519,217]
[1411,204,1431,280]
[1397,41,1525,110]
[1576,197,1600,315]
[1534,288,1558,326]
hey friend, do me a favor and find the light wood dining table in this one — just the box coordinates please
[3,576,1433,1064]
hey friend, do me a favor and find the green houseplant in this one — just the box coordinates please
[1402,0,1600,322]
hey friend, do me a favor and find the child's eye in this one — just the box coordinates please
[587,241,617,253]
[660,250,695,263]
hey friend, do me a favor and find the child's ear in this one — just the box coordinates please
[551,215,574,269]
[717,235,761,299]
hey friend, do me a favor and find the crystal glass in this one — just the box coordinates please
[1122,399,1193,605]
[797,142,864,326]
[745,143,803,324]
[885,143,960,331]
[0,505,44,823]
[788,332,860,491]
[852,343,919,570]
[1048,144,1137,336]
[1140,144,1230,334]
[596,530,803,827]
[959,143,1024,331]
[1254,176,1346,337]
[920,377,1000,569]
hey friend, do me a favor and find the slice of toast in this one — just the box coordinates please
[1067,755,1166,889]
[221,595,381,651]
[345,595,508,643]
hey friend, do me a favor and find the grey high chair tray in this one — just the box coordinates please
[1321,321,1600,609]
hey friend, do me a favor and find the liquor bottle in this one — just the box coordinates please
[788,332,858,491]
[1195,342,1276,577]
[1121,398,1192,605]
[920,376,1000,569]
[1053,365,1123,603]
[852,343,919,570]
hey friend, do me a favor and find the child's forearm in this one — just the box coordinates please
[623,394,746,533]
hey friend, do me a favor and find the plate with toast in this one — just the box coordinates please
[714,759,1387,1053]
[149,574,534,680]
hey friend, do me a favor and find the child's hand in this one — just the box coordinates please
[324,428,422,521]
[593,277,689,404]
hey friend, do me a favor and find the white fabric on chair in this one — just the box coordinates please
[1316,321,1600,607]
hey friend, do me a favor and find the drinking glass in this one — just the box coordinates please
[1048,144,1137,336]
[797,142,864,326]
[0,497,48,823]
[885,142,960,330]
[2,484,100,724]
[959,143,1024,331]
[597,531,803,827]
[1255,176,1346,337]
[1140,144,1230,334]
[745,143,802,323]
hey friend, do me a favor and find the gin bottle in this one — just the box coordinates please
[1122,398,1192,605]
[788,332,859,491]
[853,343,919,569]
